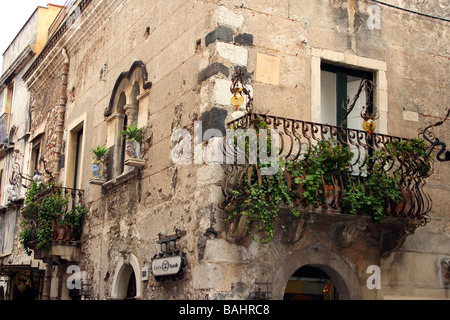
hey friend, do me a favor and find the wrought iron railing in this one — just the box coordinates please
[220,112,432,225]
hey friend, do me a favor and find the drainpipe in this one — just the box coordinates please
[52,48,70,182]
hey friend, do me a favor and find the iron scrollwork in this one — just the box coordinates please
[419,108,450,162]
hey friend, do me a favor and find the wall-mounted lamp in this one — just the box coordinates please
[230,68,253,112]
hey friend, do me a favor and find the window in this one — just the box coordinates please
[310,48,388,135]
[106,92,128,179]
[320,63,373,130]
[65,121,85,193]
[104,61,150,181]
[4,82,14,115]
[73,128,84,190]
[0,210,17,256]
[30,141,41,179]
[320,63,374,175]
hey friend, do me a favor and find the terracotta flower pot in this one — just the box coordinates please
[324,185,341,206]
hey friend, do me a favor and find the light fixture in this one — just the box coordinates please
[230,86,244,111]
[230,68,253,112]
[362,113,377,135]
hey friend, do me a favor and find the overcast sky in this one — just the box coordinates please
[0,0,68,71]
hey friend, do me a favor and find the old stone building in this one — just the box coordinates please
[1,0,449,300]
[0,3,63,300]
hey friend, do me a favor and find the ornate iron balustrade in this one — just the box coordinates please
[220,112,432,226]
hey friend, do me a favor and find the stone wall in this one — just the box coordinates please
[24,0,449,300]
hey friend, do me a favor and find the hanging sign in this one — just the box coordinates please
[151,231,188,281]
[151,255,182,277]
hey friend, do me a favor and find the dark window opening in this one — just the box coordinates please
[283,266,338,300]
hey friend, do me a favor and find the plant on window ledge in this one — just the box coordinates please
[90,145,109,179]
[19,181,87,256]
[120,123,145,159]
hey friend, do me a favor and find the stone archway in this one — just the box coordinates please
[111,252,142,299]
[272,244,362,300]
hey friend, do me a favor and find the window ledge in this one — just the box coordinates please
[102,168,139,190]
[124,158,145,169]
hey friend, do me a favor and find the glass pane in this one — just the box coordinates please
[321,70,337,126]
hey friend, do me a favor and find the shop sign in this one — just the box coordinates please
[151,255,182,277]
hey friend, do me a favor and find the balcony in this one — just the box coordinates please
[20,181,87,264]
[219,112,432,255]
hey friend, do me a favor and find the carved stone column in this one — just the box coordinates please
[124,103,138,125]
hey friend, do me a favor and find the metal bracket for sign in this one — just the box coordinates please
[254,281,272,300]
[151,229,187,282]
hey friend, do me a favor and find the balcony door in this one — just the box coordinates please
[321,63,373,174]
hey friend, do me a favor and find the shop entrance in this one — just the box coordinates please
[283,265,338,300]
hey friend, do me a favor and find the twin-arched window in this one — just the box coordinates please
[104,61,151,180]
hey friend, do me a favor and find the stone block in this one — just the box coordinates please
[255,53,280,85]
[198,62,230,84]
[213,6,245,28]
[215,42,248,66]
[234,33,254,46]
[205,26,234,47]
[197,163,224,186]
[200,106,228,137]
[192,263,223,290]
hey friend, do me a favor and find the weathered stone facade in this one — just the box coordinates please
[10,0,450,300]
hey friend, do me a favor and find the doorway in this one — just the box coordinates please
[283,265,338,300]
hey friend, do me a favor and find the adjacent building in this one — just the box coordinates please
[1,0,449,300]
[0,3,63,300]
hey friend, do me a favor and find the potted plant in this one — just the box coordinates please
[90,145,109,179]
[288,139,352,207]
[19,182,87,255]
[119,123,145,159]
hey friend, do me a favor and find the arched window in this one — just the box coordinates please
[104,61,151,180]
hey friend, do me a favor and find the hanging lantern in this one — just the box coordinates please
[230,87,244,111]
[362,114,376,135]
[230,68,253,112]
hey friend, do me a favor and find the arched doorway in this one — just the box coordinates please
[271,245,362,300]
[111,253,142,299]
[283,265,338,300]
[125,269,137,299]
